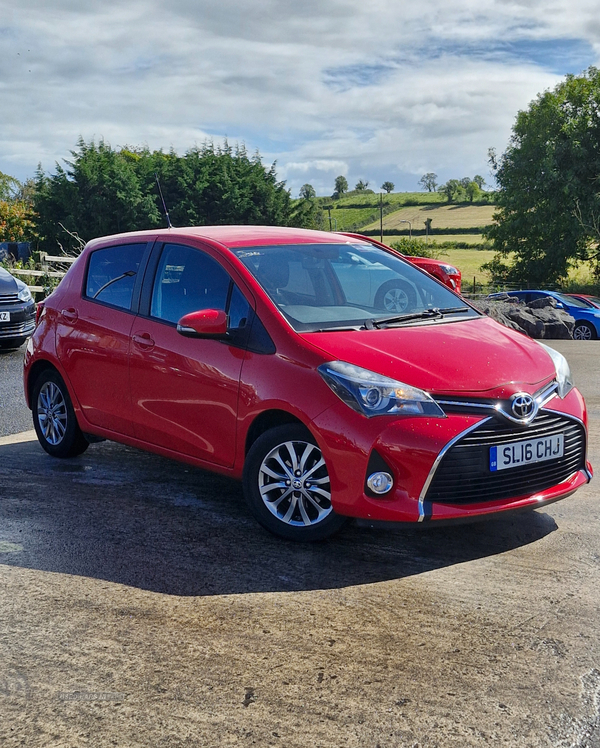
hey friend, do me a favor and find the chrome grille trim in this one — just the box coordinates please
[0,293,20,304]
[434,380,559,425]
[419,410,586,514]
[417,418,490,522]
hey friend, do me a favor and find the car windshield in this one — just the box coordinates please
[554,292,593,309]
[571,295,600,308]
[235,242,478,332]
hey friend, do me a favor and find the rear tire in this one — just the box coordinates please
[243,425,346,541]
[32,370,89,458]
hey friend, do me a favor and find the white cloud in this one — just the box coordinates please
[0,0,598,196]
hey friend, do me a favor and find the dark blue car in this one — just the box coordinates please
[490,290,600,340]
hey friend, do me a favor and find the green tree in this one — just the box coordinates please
[466,181,481,202]
[355,179,369,191]
[381,181,395,193]
[334,175,348,196]
[0,200,37,242]
[33,139,298,253]
[0,171,37,243]
[34,139,160,253]
[390,237,440,258]
[439,179,464,203]
[0,171,21,201]
[486,67,600,284]
[419,173,438,192]
[299,183,316,199]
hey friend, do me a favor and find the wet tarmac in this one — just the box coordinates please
[0,340,599,747]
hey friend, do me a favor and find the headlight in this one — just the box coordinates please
[17,283,32,303]
[318,361,445,418]
[538,343,574,398]
[439,264,460,276]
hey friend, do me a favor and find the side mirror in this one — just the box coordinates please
[555,302,564,309]
[177,309,228,338]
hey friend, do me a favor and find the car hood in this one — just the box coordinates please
[0,267,19,294]
[302,316,555,394]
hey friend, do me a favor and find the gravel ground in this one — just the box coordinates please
[0,340,598,747]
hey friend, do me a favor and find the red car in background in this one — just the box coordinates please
[339,232,462,294]
[24,226,590,541]
[565,294,600,309]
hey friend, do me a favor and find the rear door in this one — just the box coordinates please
[56,241,149,436]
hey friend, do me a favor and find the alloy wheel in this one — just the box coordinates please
[37,381,68,446]
[258,440,332,527]
[573,323,593,341]
[383,286,409,312]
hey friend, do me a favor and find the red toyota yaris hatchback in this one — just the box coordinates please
[24,226,592,541]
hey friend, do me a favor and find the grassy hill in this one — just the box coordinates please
[311,190,496,238]
[362,204,496,233]
[295,190,596,291]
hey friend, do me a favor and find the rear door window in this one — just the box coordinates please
[85,243,147,311]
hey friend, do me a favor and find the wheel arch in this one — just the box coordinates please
[26,359,61,409]
[244,409,310,456]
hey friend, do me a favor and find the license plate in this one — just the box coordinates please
[490,434,564,472]
[0,312,9,322]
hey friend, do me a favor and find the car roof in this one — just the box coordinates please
[86,226,369,250]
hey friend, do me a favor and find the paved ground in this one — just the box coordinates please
[0,341,599,747]
[0,344,31,437]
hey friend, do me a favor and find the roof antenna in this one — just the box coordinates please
[155,173,173,229]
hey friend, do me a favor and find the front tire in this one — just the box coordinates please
[32,370,89,458]
[573,321,596,341]
[243,425,346,541]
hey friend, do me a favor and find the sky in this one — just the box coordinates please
[0,0,599,197]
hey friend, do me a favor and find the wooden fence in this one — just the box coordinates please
[9,255,78,294]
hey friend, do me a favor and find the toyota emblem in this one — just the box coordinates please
[510,393,535,419]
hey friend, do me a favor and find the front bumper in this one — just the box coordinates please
[0,301,35,340]
[310,386,590,523]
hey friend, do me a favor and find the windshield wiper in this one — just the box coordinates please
[312,325,363,332]
[364,306,471,329]
[92,270,137,299]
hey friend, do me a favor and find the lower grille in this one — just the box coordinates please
[0,319,35,337]
[425,412,586,505]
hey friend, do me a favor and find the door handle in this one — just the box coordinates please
[132,332,155,350]
[60,308,78,323]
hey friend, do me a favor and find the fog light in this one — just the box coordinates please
[366,471,394,495]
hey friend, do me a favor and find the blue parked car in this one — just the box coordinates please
[490,290,600,340]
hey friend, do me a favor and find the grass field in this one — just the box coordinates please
[321,191,449,232]
[442,249,497,289]
[408,247,595,291]
[362,204,496,232]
